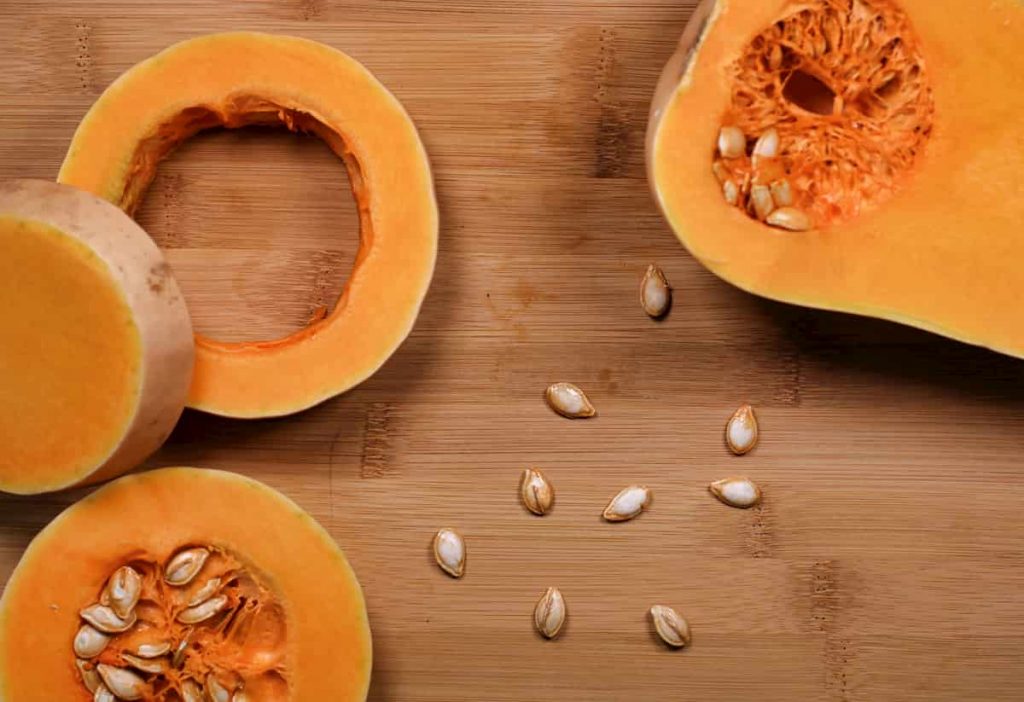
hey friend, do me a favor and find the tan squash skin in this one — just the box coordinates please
[59,32,439,418]
[0,467,372,701]
[0,180,193,495]
[647,0,1024,357]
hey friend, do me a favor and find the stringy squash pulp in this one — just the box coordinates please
[648,0,1024,356]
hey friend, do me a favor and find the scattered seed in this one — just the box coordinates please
[766,206,812,231]
[723,179,740,206]
[102,566,142,620]
[769,179,794,207]
[80,604,137,634]
[76,659,102,694]
[181,680,204,702]
[132,641,171,659]
[650,605,692,649]
[433,528,466,578]
[171,639,188,668]
[709,477,763,508]
[768,43,783,70]
[545,382,596,419]
[603,485,652,522]
[520,468,555,516]
[750,184,775,220]
[534,587,567,639]
[93,684,116,702]
[176,595,229,625]
[96,664,146,701]
[164,548,210,586]
[121,652,168,675]
[725,404,759,455]
[717,126,745,159]
[640,264,672,318]
[187,577,223,607]
[752,128,779,160]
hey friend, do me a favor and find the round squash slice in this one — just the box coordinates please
[59,32,438,418]
[0,180,193,495]
[0,467,371,701]
[648,0,1024,356]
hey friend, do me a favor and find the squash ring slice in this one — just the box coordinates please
[59,32,439,417]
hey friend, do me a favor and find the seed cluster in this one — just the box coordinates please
[433,389,768,648]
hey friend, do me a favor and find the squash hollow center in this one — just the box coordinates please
[712,0,935,228]
[128,98,367,346]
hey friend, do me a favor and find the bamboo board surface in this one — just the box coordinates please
[1,1,1023,700]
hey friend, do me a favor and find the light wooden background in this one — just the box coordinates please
[2,1,1024,700]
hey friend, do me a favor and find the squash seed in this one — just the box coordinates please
[723,179,740,206]
[164,547,210,586]
[121,652,168,675]
[766,206,812,231]
[709,476,763,508]
[768,43,783,70]
[187,577,223,607]
[711,159,729,183]
[102,566,142,620]
[649,605,692,648]
[93,684,116,702]
[80,604,137,634]
[180,680,203,702]
[752,127,779,160]
[640,264,672,318]
[534,587,567,639]
[233,691,251,702]
[769,179,794,207]
[602,485,652,522]
[177,594,229,625]
[132,641,171,659]
[717,126,745,159]
[74,624,111,659]
[725,404,759,455]
[76,659,102,694]
[206,674,232,702]
[750,184,775,221]
[171,639,188,668]
[545,382,596,418]
[520,468,555,516]
[96,664,146,701]
[432,528,466,578]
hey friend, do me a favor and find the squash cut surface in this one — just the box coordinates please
[59,32,438,417]
[0,180,193,495]
[648,0,1024,357]
[0,467,371,701]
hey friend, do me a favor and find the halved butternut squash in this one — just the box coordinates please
[0,180,193,495]
[59,32,438,417]
[648,0,1024,356]
[0,467,371,701]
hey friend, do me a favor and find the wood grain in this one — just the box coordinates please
[2,2,1023,700]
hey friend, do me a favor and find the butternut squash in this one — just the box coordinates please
[0,180,192,495]
[59,32,438,417]
[0,467,371,701]
[648,0,1024,356]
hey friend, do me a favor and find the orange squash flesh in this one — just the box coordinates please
[648,0,1024,357]
[0,467,371,701]
[0,180,193,495]
[59,32,438,418]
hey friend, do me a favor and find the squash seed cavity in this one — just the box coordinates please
[712,0,934,229]
[72,545,286,701]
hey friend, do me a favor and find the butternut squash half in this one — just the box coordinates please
[648,0,1024,356]
[0,180,193,495]
[0,467,371,701]
[59,32,438,417]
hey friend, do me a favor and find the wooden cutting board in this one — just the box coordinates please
[2,2,1023,700]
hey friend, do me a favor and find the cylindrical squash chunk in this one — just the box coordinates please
[0,468,372,701]
[59,32,438,418]
[0,180,193,495]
